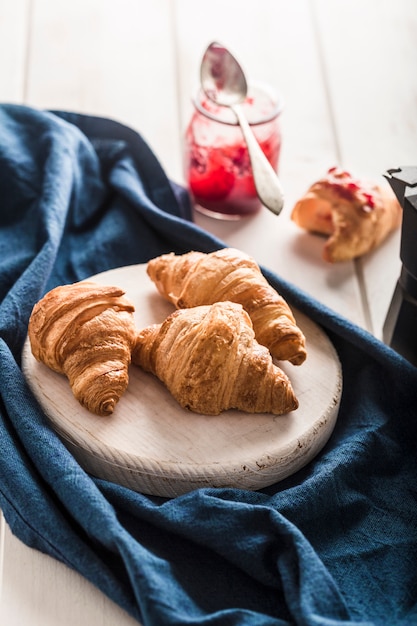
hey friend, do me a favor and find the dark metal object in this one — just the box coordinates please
[383,167,417,366]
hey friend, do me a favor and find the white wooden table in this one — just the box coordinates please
[1,1,416,624]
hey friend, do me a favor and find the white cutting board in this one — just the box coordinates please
[22,263,342,497]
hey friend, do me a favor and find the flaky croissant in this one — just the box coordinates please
[132,301,298,415]
[291,167,402,262]
[28,281,136,416]
[146,247,307,366]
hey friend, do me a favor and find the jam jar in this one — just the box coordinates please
[184,83,283,219]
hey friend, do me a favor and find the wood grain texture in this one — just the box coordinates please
[0,524,139,626]
[0,0,30,102]
[22,264,342,497]
[24,0,183,181]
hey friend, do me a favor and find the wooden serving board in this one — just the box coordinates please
[22,263,342,498]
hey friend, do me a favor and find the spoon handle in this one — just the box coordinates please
[231,103,284,216]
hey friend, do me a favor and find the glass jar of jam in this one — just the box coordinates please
[184,83,283,220]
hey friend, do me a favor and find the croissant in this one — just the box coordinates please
[132,301,298,415]
[291,167,402,262]
[28,281,136,416]
[146,247,307,366]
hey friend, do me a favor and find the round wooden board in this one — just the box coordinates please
[22,263,342,498]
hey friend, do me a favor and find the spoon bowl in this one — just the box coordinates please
[200,42,284,216]
[200,42,248,107]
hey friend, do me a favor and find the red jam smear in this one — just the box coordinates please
[324,167,375,210]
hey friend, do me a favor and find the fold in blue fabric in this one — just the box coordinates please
[0,104,416,626]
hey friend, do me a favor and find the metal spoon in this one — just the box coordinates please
[200,41,284,216]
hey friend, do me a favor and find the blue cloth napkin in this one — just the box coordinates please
[0,104,416,626]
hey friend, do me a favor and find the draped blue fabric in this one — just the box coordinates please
[1,104,416,626]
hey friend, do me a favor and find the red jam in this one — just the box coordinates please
[324,167,376,211]
[184,85,282,219]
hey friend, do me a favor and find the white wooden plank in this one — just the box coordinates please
[315,0,417,178]
[173,0,366,326]
[0,0,30,101]
[24,0,182,181]
[314,0,417,337]
[0,523,140,626]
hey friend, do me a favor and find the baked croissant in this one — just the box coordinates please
[146,247,307,366]
[132,301,298,415]
[28,281,136,416]
[291,166,402,262]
